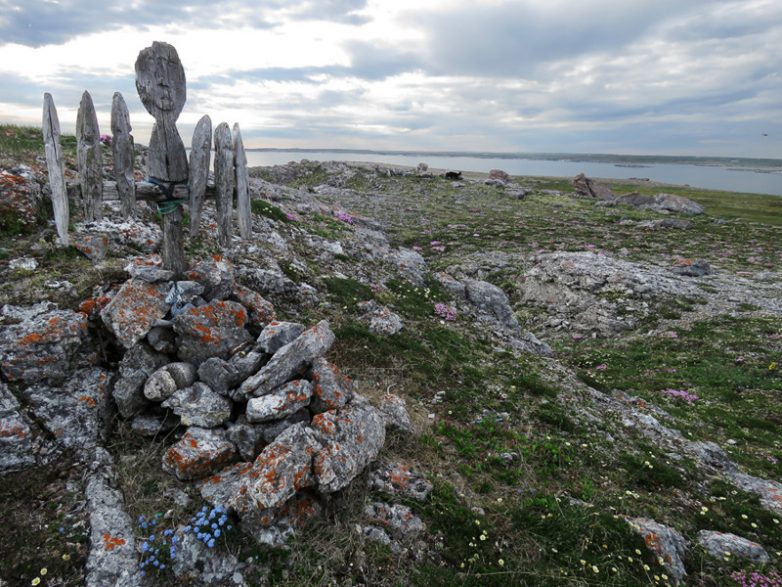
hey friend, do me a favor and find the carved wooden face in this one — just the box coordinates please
[135,42,186,119]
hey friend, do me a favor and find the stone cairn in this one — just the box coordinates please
[100,253,390,546]
[42,41,252,273]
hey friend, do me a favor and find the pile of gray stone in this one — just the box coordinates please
[99,255,402,546]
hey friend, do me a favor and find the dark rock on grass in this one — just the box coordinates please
[619,192,705,215]
[255,320,305,354]
[113,343,168,418]
[246,380,313,423]
[369,462,432,502]
[241,320,335,397]
[130,411,179,438]
[197,351,265,396]
[572,173,616,201]
[364,502,425,537]
[0,382,37,473]
[489,168,510,182]
[85,468,140,587]
[174,300,252,363]
[309,357,353,413]
[697,530,770,564]
[162,382,232,428]
[443,170,462,180]
[671,259,712,277]
[378,393,412,433]
[238,423,322,510]
[24,367,114,453]
[100,278,170,348]
[162,427,238,481]
[0,303,90,385]
[626,517,687,585]
[312,402,386,493]
[144,362,197,402]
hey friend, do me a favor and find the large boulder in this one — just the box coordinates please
[100,279,170,348]
[240,320,335,397]
[619,192,705,215]
[0,382,37,473]
[0,303,90,385]
[572,173,616,201]
[309,358,353,413]
[255,321,305,355]
[626,517,687,585]
[173,300,252,363]
[697,530,770,564]
[312,402,386,493]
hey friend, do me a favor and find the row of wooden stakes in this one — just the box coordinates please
[41,91,252,253]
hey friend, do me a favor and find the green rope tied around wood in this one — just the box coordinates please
[157,198,188,215]
[146,176,188,216]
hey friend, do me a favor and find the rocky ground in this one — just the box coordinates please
[1,125,782,586]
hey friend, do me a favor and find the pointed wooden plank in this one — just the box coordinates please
[161,206,187,276]
[135,41,188,182]
[42,93,69,245]
[76,90,103,221]
[233,123,251,240]
[188,115,212,236]
[110,92,136,218]
[213,122,234,248]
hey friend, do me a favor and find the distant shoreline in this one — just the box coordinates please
[245,147,782,171]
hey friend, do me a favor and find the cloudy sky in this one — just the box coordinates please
[0,0,780,157]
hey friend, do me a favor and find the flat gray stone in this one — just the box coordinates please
[162,382,232,428]
[255,321,305,354]
[100,278,170,349]
[113,343,168,418]
[246,380,313,423]
[698,530,770,564]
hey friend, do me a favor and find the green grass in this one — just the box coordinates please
[251,199,291,223]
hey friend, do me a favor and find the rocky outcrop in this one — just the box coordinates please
[572,173,616,201]
[626,517,688,585]
[697,530,770,564]
[619,192,705,215]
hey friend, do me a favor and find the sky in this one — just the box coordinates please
[0,0,780,158]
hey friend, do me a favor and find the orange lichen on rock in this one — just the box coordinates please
[102,533,127,551]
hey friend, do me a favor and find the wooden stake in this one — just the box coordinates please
[214,122,234,248]
[110,92,136,218]
[188,115,212,236]
[42,93,69,245]
[233,123,251,240]
[76,90,103,221]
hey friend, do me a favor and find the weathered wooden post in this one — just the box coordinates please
[214,122,234,248]
[42,93,69,245]
[233,123,251,241]
[135,41,188,274]
[110,92,136,218]
[76,90,103,221]
[188,115,212,237]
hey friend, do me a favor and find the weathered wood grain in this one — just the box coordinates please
[42,93,69,245]
[110,92,136,218]
[135,41,188,182]
[76,90,103,221]
[213,122,234,248]
[162,206,187,276]
[188,115,212,236]
[233,123,251,240]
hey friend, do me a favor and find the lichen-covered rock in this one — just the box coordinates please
[364,502,425,537]
[200,461,254,510]
[255,321,305,354]
[162,427,237,481]
[697,530,770,564]
[464,279,517,331]
[225,417,265,461]
[312,403,386,493]
[73,233,110,263]
[240,423,322,510]
[378,393,412,433]
[130,411,179,437]
[728,472,782,517]
[0,303,90,385]
[197,351,265,397]
[240,493,322,547]
[185,256,235,301]
[85,468,140,587]
[100,279,170,348]
[309,358,353,413]
[626,517,687,585]
[619,192,705,215]
[144,362,197,402]
[232,284,276,327]
[369,462,432,502]
[76,217,163,253]
[170,529,245,586]
[246,380,313,423]
[146,325,176,353]
[24,367,114,453]
[357,301,403,336]
[241,320,335,397]
[174,300,252,363]
[162,382,233,428]
[390,248,426,286]
[0,382,37,473]
[257,410,310,444]
[113,343,168,418]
